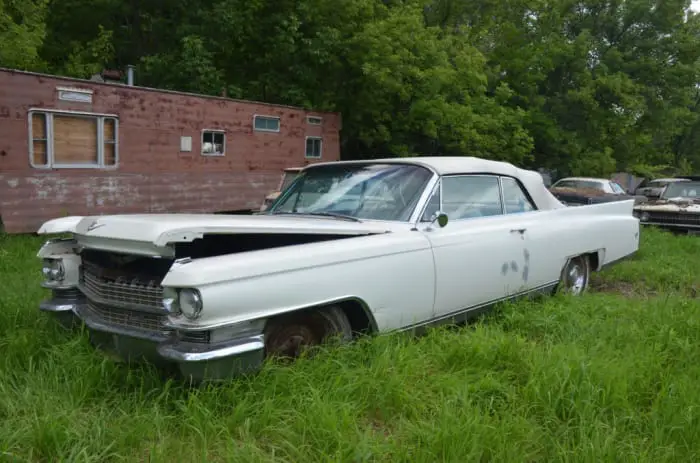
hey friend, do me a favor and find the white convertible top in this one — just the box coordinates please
[307,156,566,211]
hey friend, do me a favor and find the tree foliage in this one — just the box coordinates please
[1,0,699,175]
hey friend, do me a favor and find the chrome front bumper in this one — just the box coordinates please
[40,289,266,382]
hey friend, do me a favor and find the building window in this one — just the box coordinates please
[305,137,322,159]
[307,116,322,125]
[28,110,118,168]
[201,130,225,156]
[253,115,280,132]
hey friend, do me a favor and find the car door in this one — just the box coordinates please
[498,175,563,291]
[418,174,531,319]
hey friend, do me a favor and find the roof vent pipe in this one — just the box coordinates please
[126,65,135,86]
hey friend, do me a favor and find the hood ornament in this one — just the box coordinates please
[85,220,106,232]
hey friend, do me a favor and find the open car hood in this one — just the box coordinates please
[37,213,393,247]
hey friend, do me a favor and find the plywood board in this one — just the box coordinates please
[53,115,98,164]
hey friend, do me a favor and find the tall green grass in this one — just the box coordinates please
[0,228,699,462]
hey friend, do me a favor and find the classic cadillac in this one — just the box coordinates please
[37,157,640,381]
[633,179,700,234]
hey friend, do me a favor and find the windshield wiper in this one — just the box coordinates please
[270,211,362,222]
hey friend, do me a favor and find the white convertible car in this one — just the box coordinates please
[37,157,640,381]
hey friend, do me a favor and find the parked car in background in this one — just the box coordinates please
[260,167,303,212]
[633,178,690,199]
[633,180,700,235]
[35,156,640,382]
[549,177,645,206]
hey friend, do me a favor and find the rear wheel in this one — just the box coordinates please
[264,306,352,360]
[556,255,590,296]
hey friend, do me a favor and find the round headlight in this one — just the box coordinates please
[640,212,650,222]
[178,288,203,319]
[42,259,65,281]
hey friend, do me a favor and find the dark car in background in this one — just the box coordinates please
[549,177,646,206]
[633,180,700,235]
[633,178,690,199]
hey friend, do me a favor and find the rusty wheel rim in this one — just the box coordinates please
[266,323,322,359]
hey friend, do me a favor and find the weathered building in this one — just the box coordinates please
[0,68,341,233]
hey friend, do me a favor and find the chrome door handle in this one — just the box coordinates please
[510,228,526,234]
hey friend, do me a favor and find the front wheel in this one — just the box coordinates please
[264,306,353,361]
[556,255,590,296]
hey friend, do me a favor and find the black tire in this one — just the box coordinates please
[555,255,590,296]
[264,306,352,360]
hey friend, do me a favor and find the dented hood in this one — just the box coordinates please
[37,213,392,246]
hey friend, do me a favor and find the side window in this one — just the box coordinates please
[423,175,503,221]
[501,177,536,214]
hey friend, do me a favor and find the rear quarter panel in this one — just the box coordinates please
[528,199,639,278]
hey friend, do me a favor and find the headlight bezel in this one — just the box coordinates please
[163,287,204,320]
[41,258,66,282]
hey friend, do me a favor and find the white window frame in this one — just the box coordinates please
[27,108,119,169]
[253,115,281,133]
[200,129,226,156]
[305,136,323,159]
[306,116,322,125]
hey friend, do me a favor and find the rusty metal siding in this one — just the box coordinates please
[0,69,341,233]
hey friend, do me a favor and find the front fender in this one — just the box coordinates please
[37,216,85,235]
[162,232,436,332]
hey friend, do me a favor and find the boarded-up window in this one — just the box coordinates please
[53,115,98,164]
[104,118,117,166]
[29,110,119,168]
[31,113,48,166]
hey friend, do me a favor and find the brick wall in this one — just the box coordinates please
[0,69,341,233]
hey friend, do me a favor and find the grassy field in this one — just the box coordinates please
[1,228,699,462]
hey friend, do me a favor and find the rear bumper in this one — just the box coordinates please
[40,289,266,382]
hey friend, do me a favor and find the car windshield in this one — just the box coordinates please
[267,163,434,221]
[280,172,300,191]
[661,181,700,199]
[553,179,604,191]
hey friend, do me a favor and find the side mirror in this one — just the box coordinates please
[430,211,449,228]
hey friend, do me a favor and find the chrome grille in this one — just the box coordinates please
[81,261,164,310]
[77,253,211,344]
[86,299,168,333]
[646,211,700,225]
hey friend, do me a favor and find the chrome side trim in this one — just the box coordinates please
[164,295,380,333]
[400,281,559,333]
